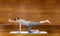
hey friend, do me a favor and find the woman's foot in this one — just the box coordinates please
[28,31,32,34]
[46,20,51,24]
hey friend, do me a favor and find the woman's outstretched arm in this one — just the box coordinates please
[8,19,18,22]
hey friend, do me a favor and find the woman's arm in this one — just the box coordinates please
[8,19,22,31]
[19,22,22,31]
[8,19,18,22]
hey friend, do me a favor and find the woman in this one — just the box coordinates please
[8,17,51,33]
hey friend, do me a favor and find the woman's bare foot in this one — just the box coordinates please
[46,20,51,24]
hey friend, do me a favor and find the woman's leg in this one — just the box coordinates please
[40,20,51,24]
[30,21,40,26]
[29,20,50,26]
[28,25,32,33]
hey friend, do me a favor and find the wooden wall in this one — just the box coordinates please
[0,0,60,25]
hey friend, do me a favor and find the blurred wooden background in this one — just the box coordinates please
[0,0,60,36]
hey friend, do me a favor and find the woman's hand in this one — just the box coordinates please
[8,19,11,22]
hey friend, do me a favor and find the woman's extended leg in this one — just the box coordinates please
[40,20,51,24]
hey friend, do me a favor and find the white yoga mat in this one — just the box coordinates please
[9,31,48,34]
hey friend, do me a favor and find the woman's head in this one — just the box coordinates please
[13,17,19,21]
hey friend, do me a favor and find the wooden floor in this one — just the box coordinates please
[0,32,59,36]
[0,32,60,36]
[0,24,60,36]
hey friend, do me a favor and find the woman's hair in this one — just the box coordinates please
[13,17,19,21]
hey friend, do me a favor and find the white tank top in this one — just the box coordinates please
[18,19,30,26]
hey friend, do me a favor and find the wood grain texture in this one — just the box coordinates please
[0,0,60,36]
